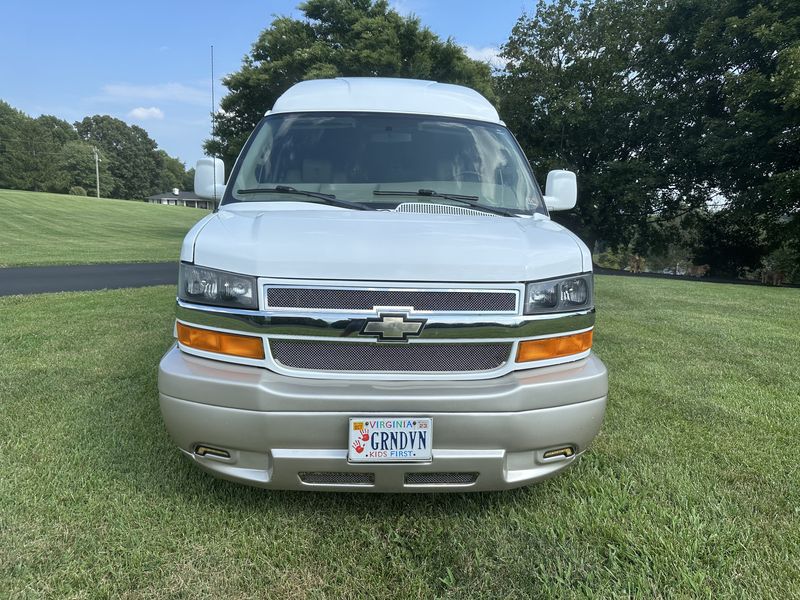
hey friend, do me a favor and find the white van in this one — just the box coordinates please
[158,77,607,491]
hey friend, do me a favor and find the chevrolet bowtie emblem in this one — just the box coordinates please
[360,313,427,342]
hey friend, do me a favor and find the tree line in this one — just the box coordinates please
[0,101,193,199]
[207,0,799,281]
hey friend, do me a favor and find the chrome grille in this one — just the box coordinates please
[266,287,517,312]
[405,472,479,485]
[299,472,374,485]
[270,340,512,373]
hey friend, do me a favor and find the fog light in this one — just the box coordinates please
[195,445,231,459]
[543,446,575,460]
[516,330,593,363]
[177,322,265,359]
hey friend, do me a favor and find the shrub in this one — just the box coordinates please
[68,186,87,196]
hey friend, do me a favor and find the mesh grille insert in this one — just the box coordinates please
[270,341,512,373]
[299,472,375,485]
[266,287,517,312]
[405,472,479,485]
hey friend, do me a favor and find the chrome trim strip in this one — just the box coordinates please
[257,277,527,313]
[175,334,592,381]
[176,299,595,340]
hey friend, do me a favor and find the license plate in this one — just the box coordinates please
[348,417,432,462]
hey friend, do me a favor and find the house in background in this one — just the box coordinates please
[146,188,213,210]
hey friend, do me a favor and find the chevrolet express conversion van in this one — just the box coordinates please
[158,77,608,492]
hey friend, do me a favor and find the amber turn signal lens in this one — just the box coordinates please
[516,330,593,363]
[176,322,265,359]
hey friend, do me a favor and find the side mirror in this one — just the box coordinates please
[194,157,226,202]
[543,170,577,211]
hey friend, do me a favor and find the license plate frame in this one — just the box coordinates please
[348,417,433,463]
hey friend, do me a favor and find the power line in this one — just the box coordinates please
[0,140,82,150]
[0,149,67,156]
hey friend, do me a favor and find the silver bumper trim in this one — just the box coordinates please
[162,397,607,492]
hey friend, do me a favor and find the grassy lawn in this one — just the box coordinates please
[1,276,798,598]
[0,189,208,267]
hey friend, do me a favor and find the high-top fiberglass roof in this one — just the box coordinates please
[269,77,501,124]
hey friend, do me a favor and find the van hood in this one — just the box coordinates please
[187,203,589,282]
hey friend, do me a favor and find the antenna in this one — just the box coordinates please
[211,44,218,209]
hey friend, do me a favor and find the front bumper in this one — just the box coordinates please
[158,345,608,492]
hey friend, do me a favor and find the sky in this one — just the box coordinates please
[0,1,534,171]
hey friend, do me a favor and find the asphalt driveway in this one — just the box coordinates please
[0,263,177,296]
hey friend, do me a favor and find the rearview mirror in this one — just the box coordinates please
[543,170,577,211]
[194,157,226,202]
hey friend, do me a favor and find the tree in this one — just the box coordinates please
[498,0,800,272]
[31,115,80,192]
[206,0,495,167]
[761,242,800,284]
[53,141,113,197]
[640,0,800,263]
[497,0,709,252]
[1,100,190,199]
[183,167,195,191]
[75,115,160,199]
[0,103,80,192]
[689,210,770,278]
[155,150,188,192]
[0,101,36,190]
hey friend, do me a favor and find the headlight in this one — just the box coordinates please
[178,263,258,310]
[524,274,593,314]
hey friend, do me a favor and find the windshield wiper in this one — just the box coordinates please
[236,185,370,211]
[373,188,517,217]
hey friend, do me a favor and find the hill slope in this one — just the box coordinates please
[0,189,208,267]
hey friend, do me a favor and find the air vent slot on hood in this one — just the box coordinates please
[393,202,499,217]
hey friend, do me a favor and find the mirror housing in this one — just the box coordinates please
[543,170,577,211]
[194,157,226,202]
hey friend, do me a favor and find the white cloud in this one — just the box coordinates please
[128,106,165,120]
[464,45,504,70]
[103,82,208,106]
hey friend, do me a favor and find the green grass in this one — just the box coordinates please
[1,276,798,598]
[0,189,208,267]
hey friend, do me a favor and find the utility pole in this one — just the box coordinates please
[92,147,100,198]
[211,45,218,205]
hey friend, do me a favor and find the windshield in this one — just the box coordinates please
[224,112,546,215]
